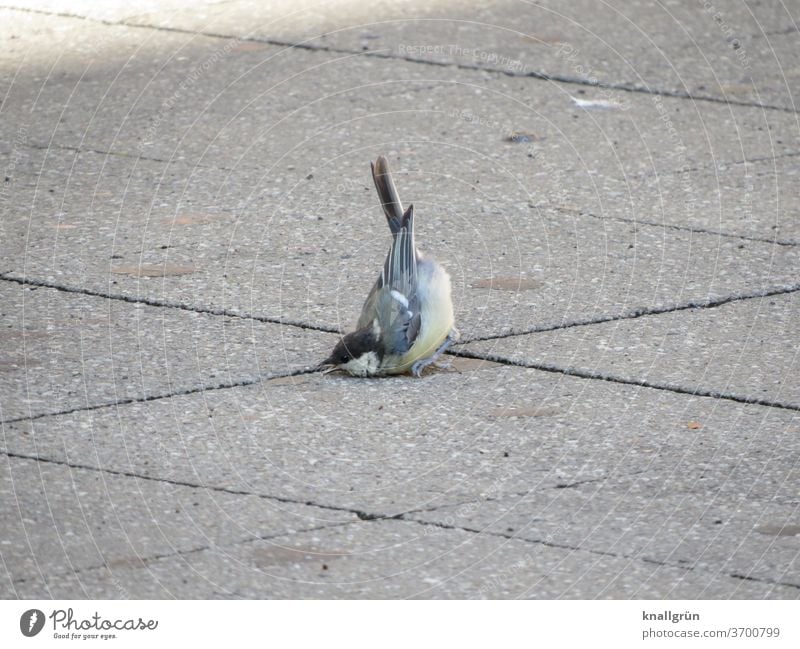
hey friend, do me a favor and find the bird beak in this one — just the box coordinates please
[316,358,340,375]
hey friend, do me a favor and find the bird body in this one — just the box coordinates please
[323,156,456,377]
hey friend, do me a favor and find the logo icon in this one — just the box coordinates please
[20,609,45,637]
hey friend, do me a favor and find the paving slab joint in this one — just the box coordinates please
[0,4,796,114]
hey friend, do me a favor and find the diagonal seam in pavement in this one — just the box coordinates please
[459,283,800,343]
[448,347,800,412]
[0,449,396,523]
[0,273,341,334]
[2,275,799,422]
[0,367,315,425]
[6,448,798,592]
[7,520,357,590]
[0,4,796,114]
[396,516,800,591]
[549,205,800,247]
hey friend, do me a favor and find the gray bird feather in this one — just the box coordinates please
[356,156,421,353]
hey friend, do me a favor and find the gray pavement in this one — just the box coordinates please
[0,1,798,599]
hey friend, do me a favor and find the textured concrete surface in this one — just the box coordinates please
[462,291,800,406]
[0,280,337,420]
[561,154,800,245]
[0,454,355,593]
[3,145,798,339]
[1,1,798,599]
[52,0,798,110]
[11,518,799,599]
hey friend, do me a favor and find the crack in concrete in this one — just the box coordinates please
[0,364,323,425]
[728,570,800,590]
[759,26,799,38]
[398,515,800,591]
[12,138,800,252]
[21,141,223,171]
[9,520,355,590]
[0,273,341,335]
[1,378,245,425]
[4,449,797,593]
[553,476,607,489]
[549,205,799,247]
[449,347,800,412]
[3,3,798,599]
[0,449,391,524]
[459,283,800,343]
[11,127,800,218]
[0,4,796,114]
[635,150,800,182]
[102,35,800,115]
[3,275,799,421]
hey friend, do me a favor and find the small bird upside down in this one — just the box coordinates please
[321,156,458,377]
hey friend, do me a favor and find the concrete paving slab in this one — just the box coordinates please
[0,10,200,148]
[0,280,336,421]
[3,8,798,349]
[547,153,800,245]
[0,453,355,596]
[3,365,798,516]
[3,9,798,346]
[3,145,799,342]
[117,0,800,109]
[2,0,799,601]
[0,12,461,159]
[2,7,798,173]
[462,291,800,407]
[10,517,797,598]
[410,478,800,590]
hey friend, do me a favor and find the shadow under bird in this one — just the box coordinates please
[322,156,458,377]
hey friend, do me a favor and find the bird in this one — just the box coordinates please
[321,156,457,377]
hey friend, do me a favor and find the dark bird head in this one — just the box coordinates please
[320,325,383,377]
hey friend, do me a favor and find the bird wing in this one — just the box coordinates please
[373,284,421,355]
[357,205,421,352]
[358,156,407,329]
[356,158,421,353]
